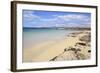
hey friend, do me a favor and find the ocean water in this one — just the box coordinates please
[23,28,80,49]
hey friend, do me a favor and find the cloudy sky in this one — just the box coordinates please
[23,10,91,28]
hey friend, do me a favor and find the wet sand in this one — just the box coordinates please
[23,30,91,62]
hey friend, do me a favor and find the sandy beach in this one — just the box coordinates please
[23,30,91,62]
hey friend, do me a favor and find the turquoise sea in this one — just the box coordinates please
[23,28,80,49]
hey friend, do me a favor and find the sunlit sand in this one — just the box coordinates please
[23,30,91,62]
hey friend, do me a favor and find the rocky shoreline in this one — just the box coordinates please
[50,31,91,61]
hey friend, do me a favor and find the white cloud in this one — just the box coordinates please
[40,18,57,21]
[67,22,90,27]
[23,10,91,28]
[56,14,89,21]
[23,10,40,21]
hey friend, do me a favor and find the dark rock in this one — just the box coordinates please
[88,50,91,53]
[76,42,86,46]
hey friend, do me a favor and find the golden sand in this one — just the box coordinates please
[23,30,91,62]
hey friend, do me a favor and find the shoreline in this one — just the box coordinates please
[23,30,91,62]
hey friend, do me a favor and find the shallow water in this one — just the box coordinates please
[23,28,81,49]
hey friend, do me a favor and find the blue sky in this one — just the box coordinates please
[23,10,91,28]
